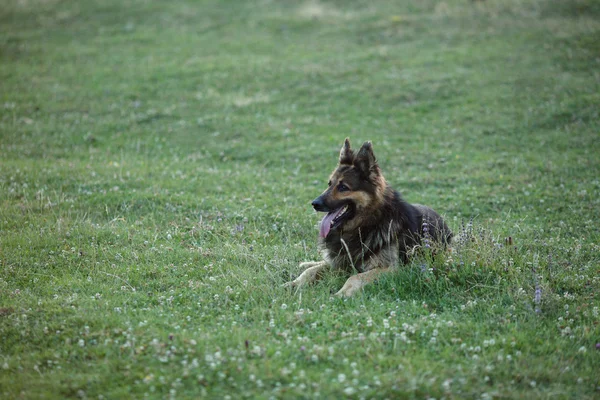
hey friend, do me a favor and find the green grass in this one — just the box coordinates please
[1,0,599,398]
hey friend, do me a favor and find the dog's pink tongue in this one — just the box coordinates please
[319,208,342,238]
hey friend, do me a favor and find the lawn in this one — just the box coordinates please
[1,0,599,398]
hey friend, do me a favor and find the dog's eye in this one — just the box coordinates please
[338,183,350,192]
[328,180,332,187]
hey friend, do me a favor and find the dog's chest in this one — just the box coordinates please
[319,228,389,273]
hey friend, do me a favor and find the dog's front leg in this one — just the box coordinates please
[335,267,393,297]
[283,261,329,290]
[298,261,325,271]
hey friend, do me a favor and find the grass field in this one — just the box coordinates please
[1,0,599,398]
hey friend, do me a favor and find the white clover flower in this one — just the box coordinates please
[343,387,356,395]
[442,379,452,391]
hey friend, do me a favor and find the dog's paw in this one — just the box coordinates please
[282,280,298,289]
[334,276,364,298]
[334,284,360,298]
[335,287,359,297]
[283,274,310,290]
[284,262,329,293]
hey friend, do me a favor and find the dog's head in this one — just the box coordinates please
[313,138,387,238]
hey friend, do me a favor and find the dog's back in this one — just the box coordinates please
[411,204,453,245]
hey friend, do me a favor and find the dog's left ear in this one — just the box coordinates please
[354,141,380,178]
[339,137,354,165]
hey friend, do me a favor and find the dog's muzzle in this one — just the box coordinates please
[311,196,329,212]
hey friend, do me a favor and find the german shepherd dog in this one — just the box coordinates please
[285,138,452,297]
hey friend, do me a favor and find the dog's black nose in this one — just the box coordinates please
[311,197,328,212]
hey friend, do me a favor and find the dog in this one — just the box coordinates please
[285,138,452,297]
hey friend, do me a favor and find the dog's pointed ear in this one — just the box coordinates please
[339,137,354,165]
[354,141,380,177]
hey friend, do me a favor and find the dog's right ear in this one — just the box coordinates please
[339,137,354,165]
[354,141,380,179]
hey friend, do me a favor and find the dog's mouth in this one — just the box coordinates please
[319,204,354,238]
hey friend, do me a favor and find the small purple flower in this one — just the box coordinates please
[422,222,431,248]
[534,286,542,314]
[534,288,541,304]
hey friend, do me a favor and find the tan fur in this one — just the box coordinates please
[343,191,372,209]
[372,174,387,203]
